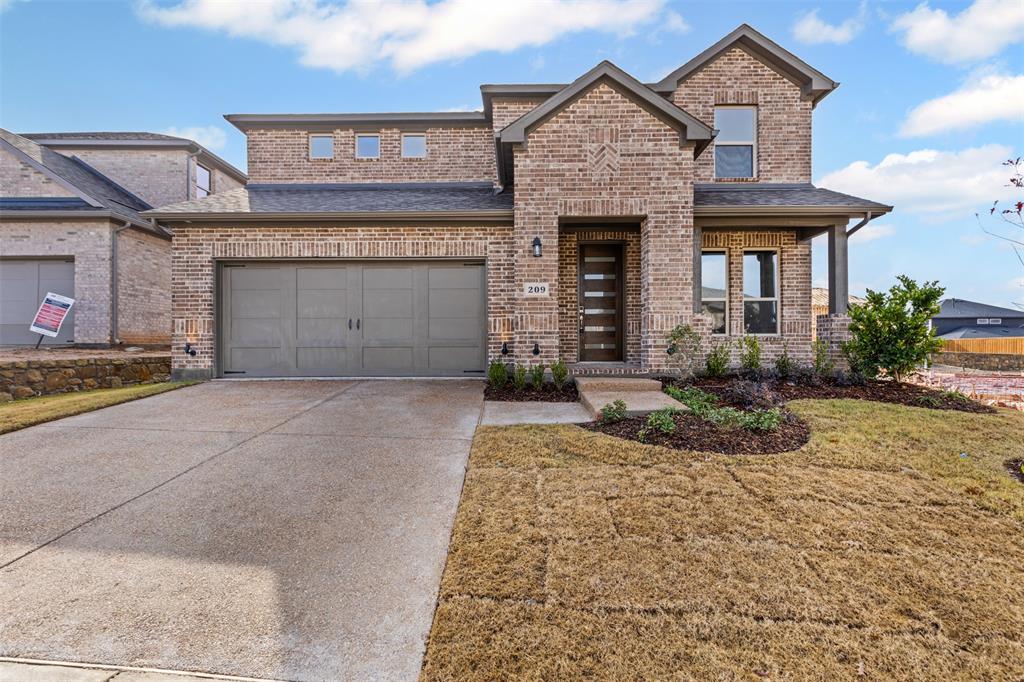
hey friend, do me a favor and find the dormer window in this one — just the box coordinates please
[402,133,426,158]
[714,106,756,179]
[309,135,334,159]
[195,163,211,198]
[356,134,380,159]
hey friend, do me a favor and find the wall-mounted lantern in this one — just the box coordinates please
[501,341,509,356]
[532,236,542,257]
[184,342,197,357]
[532,342,541,356]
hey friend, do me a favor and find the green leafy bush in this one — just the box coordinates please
[487,361,508,389]
[774,342,796,378]
[530,364,546,390]
[705,343,730,377]
[664,385,719,416]
[842,275,945,382]
[706,406,783,431]
[812,338,835,377]
[551,360,569,390]
[645,407,679,434]
[665,324,702,380]
[512,364,528,390]
[600,399,628,423]
[738,336,762,372]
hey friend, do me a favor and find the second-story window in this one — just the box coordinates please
[195,163,211,198]
[714,106,756,179]
[356,134,380,159]
[402,133,426,158]
[310,135,334,159]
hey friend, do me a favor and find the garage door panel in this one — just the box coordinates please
[363,318,413,341]
[231,267,282,289]
[297,266,347,289]
[429,266,480,289]
[362,347,414,371]
[297,347,349,372]
[363,267,413,289]
[363,290,412,318]
[297,290,347,318]
[0,259,75,346]
[428,345,483,371]
[429,317,480,340]
[296,318,346,345]
[232,290,282,319]
[429,289,480,318]
[229,347,285,372]
[230,318,282,347]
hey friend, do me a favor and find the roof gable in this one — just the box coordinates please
[499,61,713,152]
[936,298,1024,319]
[655,24,838,105]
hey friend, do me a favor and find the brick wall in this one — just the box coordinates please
[116,228,172,345]
[0,218,114,344]
[170,224,514,378]
[245,127,496,184]
[557,230,642,364]
[0,148,76,197]
[512,81,696,371]
[69,148,191,208]
[673,46,812,183]
[702,229,813,364]
[212,166,245,195]
[816,314,851,371]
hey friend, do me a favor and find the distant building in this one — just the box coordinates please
[811,288,866,340]
[932,298,1024,339]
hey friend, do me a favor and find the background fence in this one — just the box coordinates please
[941,338,1024,355]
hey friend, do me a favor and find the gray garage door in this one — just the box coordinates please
[220,261,486,377]
[0,258,75,346]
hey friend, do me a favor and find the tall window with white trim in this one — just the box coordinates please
[714,106,756,179]
[743,250,778,334]
[701,251,728,334]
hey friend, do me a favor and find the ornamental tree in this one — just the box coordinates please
[842,275,945,382]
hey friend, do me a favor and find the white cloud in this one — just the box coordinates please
[162,125,228,151]
[817,144,1014,216]
[138,0,667,74]
[852,223,895,242]
[663,10,690,34]
[890,0,1024,64]
[793,2,867,45]
[0,0,27,11]
[900,72,1024,137]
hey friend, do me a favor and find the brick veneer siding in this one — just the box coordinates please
[0,218,114,345]
[557,230,642,364]
[170,224,514,379]
[245,127,496,184]
[673,46,812,183]
[816,314,852,371]
[702,229,813,364]
[116,227,172,345]
[0,148,78,197]
[69,148,192,208]
[511,81,696,371]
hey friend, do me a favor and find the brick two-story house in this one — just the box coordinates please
[149,25,890,380]
[0,131,246,346]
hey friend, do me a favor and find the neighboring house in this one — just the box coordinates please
[148,24,891,381]
[933,298,1024,339]
[0,130,246,346]
[810,287,865,340]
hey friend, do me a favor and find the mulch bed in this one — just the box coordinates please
[484,383,579,403]
[1007,460,1024,485]
[582,411,810,455]
[659,375,996,414]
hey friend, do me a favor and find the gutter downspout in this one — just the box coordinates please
[846,211,875,238]
[110,221,131,345]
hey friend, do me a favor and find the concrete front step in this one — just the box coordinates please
[575,377,663,393]
[580,389,685,419]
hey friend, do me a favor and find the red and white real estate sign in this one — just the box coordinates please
[30,292,75,337]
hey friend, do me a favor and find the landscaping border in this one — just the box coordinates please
[0,356,172,401]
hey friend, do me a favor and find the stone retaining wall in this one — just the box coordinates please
[934,352,1024,373]
[0,356,171,401]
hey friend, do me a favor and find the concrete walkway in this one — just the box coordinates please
[0,379,484,681]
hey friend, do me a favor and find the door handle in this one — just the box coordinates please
[356,319,361,330]
[349,318,352,330]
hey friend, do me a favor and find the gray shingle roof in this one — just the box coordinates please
[0,129,166,235]
[147,182,513,218]
[22,132,188,142]
[694,183,891,211]
[939,325,1024,340]
[936,298,1024,319]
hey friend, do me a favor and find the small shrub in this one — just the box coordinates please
[941,389,971,403]
[666,324,703,380]
[774,342,796,379]
[551,360,569,390]
[645,407,679,434]
[487,361,508,389]
[723,379,782,410]
[738,336,762,372]
[917,394,942,408]
[705,343,730,377]
[512,364,528,391]
[664,385,718,416]
[705,406,783,431]
[834,369,867,387]
[812,338,835,377]
[530,363,546,390]
[600,399,628,423]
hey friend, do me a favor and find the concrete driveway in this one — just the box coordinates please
[0,379,484,681]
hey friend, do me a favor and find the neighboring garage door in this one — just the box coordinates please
[0,258,75,346]
[220,261,486,377]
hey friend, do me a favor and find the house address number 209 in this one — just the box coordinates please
[524,282,549,297]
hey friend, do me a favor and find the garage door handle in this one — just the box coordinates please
[349,318,352,330]
[356,319,361,330]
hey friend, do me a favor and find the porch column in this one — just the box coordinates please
[827,222,849,315]
[691,224,702,314]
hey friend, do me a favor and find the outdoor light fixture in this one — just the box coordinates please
[532,236,542,257]
[184,342,197,357]
[532,342,541,356]
[501,341,509,356]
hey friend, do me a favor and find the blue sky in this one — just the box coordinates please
[2,0,1022,307]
